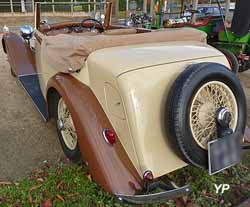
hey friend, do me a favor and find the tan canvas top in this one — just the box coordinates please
[41,27,207,73]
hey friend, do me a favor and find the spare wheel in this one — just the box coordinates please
[166,63,246,169]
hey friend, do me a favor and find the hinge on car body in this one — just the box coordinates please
[68,68,81,73]
[68,68,74,73]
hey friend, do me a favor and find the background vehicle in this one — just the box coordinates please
[197,6,222,18]
[184,6,222,19]
[162,0,249,73]
[190,0,250,72]
[126,12,152,27]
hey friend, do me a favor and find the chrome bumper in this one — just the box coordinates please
[116,181,191,204]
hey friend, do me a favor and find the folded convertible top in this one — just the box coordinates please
[41,28,207,73]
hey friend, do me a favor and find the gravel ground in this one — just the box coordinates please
[0,37,64,181]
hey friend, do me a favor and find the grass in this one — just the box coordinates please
[1,153,250,207]
[0,161,119,207]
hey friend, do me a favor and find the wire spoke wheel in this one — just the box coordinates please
[190,81,238,149]
[167,63,246,168]
[57,98,78,151]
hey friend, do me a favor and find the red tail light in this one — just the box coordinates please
[103,129,117,145]
[143,170,154,181]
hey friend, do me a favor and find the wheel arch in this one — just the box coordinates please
[46,74,143,195]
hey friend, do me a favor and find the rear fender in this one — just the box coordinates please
[47,74,143,195]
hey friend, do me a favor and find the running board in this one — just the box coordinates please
[19,74,48,121]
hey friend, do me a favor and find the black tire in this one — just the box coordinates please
[217,47,239,74]
[2,38,7,54]
[10,67,17,77]
[166,63,246,168]
[2,39,17,77]
[53,93,82,164]
[239,60,250,73]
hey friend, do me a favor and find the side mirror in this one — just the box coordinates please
[20,25,34,42]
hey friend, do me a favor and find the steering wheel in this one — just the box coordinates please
[80,18,104,33]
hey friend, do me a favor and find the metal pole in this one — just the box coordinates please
[126,0,129,11]
[115,0,119,19]
[52,0,55,14]
[10,0,13,13]
[103,0,107,17]
[191,0,198,23]
[21,0,26,13]
[35,3,41,29]
[143,0,147,13]
[104,2,112,27]
[150,0,154,16]
[192,0,198,10]
[217,0,229,41]
[126,0,129,18]
[71,0,73,14]
[32,0,34,13]
[94,0,96,12]
[180,0,185,16]
[169,0,173,18]
[88,0,91,13]
[225,0,230,17]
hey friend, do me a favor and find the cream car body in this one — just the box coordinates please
[36,37,229,177]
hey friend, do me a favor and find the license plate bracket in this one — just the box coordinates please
[208,133,241,175]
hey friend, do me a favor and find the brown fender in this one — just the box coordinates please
[2,32,36,76]
[47,74,143,195]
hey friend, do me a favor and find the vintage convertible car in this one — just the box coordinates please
[2,2,247,204]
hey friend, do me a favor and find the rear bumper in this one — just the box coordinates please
[116,184,191,205]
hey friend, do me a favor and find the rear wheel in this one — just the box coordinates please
[167,63,246,168]
[54,94,82,164]
[190,81,238,149]
[239,59,250,72]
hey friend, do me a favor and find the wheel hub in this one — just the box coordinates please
[217,107,232,128]
[58,98,78,150]
[57,119,65,131]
